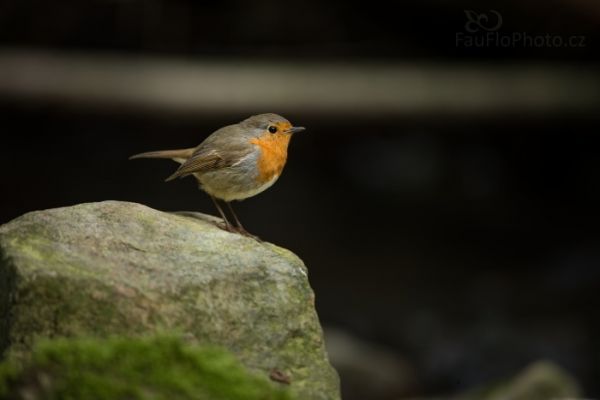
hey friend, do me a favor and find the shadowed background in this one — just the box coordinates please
[1,1,599,399]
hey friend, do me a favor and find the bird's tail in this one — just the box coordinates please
[129,148,195,163]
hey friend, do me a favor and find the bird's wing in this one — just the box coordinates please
[165,142,254,181]
[165,150,225,181]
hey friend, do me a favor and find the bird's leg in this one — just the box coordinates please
[209,195,236,233]
[226,202,259,240]
[226,202,245,230]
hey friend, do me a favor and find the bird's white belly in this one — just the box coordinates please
[227,174,280,201]
[196,173,280,202]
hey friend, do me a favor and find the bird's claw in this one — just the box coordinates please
[235,226,261,241]
[214,221,261,241]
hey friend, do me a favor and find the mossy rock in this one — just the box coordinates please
[0,201,339,400]
[0,335,293,400]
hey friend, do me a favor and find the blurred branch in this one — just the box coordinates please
[0,48,598,118]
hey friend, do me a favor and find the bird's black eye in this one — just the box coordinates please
[268,126,278,134]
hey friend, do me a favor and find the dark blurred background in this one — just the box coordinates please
[1,1,599,399]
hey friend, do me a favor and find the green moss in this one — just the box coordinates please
[0,336,293,400]
[0,246,15,357]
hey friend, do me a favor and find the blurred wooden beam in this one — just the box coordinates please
[0,48,598,118]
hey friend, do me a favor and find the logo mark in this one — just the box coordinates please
[464,10,503,33]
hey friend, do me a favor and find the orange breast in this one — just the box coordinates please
[250,133,291,183]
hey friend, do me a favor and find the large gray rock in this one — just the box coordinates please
[0,201,340,400]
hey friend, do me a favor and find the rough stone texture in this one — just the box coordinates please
[0,201,340,400]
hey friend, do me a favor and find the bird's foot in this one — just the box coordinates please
[215,220,237,233]
[235,226,261,241]
[214,221,261,241]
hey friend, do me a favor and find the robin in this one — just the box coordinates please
[130,113,305,237]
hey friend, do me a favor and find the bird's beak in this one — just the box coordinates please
[288,126,306,134]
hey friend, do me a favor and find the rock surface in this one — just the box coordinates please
[0,201,340,400]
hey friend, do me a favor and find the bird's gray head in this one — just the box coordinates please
[240,113,305,137]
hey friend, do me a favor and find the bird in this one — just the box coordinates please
[130,113,305,237]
